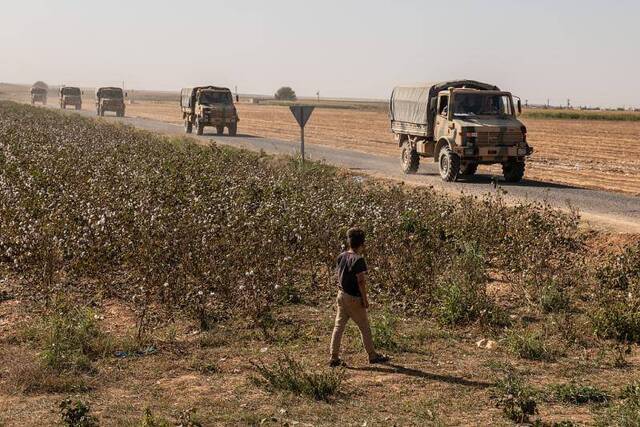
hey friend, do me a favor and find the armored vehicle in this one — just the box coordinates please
[59,86,82,110]
[181,86,239,136]
[390,80,533,182]
[96,87,125,117]
[30,87,47,105]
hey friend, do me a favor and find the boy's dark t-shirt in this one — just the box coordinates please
[336,251,368,297]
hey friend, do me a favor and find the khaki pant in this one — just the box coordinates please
[330,291,376,360]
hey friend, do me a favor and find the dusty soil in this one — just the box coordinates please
[1,294,637,426]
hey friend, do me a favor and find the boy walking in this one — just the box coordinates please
[329,228,389,367]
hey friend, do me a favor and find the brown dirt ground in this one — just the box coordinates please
[2,293,638,426]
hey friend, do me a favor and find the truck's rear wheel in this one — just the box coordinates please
[460,162,478,176]
[439,147,460,182]
[185,120,193,134]
[196,120,204,135]
[502,161,525,183]
[216,126,224,135]
[228,123,237,137]
[400,142,419,174]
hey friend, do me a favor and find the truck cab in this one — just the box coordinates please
[181,86,239,136]
[96,87,125,117]
[59,86,82,110]
[30,87,47,106]
[390,80,533,182]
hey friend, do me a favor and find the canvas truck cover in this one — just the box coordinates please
[96,87,123,98]
[390,80,499,136]
[181,86,231,109]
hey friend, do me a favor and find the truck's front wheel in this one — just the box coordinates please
[400,142,419,174]
[185,120,193,134]
[439,147,460,182]
[228,123,237,137]
[196,119,204,135]
[502,161,525,183]
[216,126,224,135]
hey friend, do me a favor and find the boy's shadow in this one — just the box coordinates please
[347,363,491,389]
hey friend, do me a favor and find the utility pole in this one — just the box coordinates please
[567,99,571,109]
[316,91,320,102]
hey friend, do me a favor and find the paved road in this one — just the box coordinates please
[62,108,640,232]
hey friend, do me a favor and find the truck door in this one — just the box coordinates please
[435,95,449,139]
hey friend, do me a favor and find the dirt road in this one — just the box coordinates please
[53,106,640,233]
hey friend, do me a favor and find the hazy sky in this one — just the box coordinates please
[2,0,639,107]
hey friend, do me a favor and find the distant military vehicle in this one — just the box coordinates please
[180,86,239,136]
[59,86,82,110]
[390,80,533,182]
[96,87,125,117]
[30,86,47,105]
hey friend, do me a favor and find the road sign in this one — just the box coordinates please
[289,106,315,163]
[290,105,315,128]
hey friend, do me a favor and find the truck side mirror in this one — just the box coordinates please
[125,92,128,98]
[517,99,522,115]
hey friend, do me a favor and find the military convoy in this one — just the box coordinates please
[23,78,533,184]
[30,86,47,105]
[180,86,239,136]
[390,80,533,182]
[96,87,126,117]
[59,86,82,110]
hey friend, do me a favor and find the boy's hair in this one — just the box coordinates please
[347,228,366,249]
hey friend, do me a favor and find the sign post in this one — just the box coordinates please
[289,106,315,163]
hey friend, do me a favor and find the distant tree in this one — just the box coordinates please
[274,87,297,101]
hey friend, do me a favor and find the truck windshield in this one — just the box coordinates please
[452,93,513,117]
[199,91,232,105]
[100,89,123,99]
[62,88,81,96]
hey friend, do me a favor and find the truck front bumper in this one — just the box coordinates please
[456,146,532,163]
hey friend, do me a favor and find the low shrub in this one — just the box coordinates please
[59,398,98,427]
[34,299,109,372]
[435,244,492,325]
[538,278,571,313]
[505,329,554,361]
[592,298,640,343]
[252,355,343,401]
[550,382,610,405]
[597,384,640,427]
[596,245,640,291]
[371,311,403,351]
[492,368,538,423]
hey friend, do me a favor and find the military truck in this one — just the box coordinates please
[96,87,125,117]
[181,86,239,136]
[59,86,82,110]
[30,86,47,105]
[390,80,533,182]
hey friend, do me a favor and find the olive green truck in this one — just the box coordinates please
[59,86,82,110]
[96,87,125,117]
[181,86,239,136]
[390,80,533,182]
